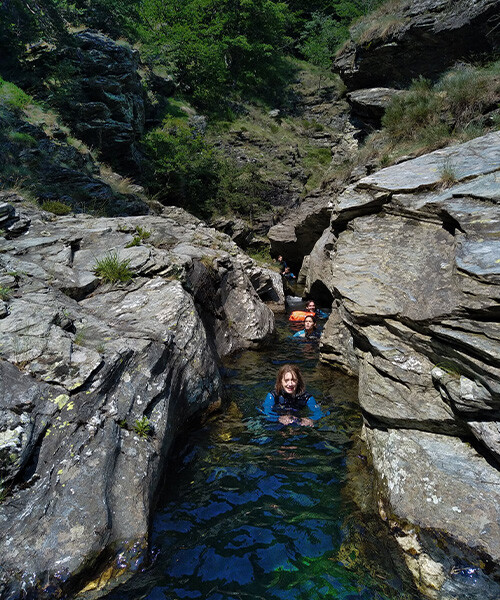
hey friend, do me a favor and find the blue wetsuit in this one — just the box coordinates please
[314,309,329,319]
[293,329,320,339]
[262,390,324,422]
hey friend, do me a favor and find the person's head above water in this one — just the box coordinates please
[275,364,305,397]
[304,315,317,333]
[305,299,316,312]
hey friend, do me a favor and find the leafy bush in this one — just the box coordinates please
[143,117,220,217]
[139,0,293,110]
[93,252,133,283]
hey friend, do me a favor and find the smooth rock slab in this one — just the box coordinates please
[366,426,500,598]
[330,213,459,320]
[358,132,500,192]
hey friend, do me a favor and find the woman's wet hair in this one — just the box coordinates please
[275,364,305,396]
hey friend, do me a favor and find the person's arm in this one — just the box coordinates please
[306,395,324,421]
[293,330,305,338]
[261,392,278,421]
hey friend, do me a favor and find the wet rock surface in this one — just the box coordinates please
[305,131,500,598]
[0,198,280,597]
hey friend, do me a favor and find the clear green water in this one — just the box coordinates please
[103,314,421,600]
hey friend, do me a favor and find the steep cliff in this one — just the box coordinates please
[334,0,500,91]
[306,131,500,599]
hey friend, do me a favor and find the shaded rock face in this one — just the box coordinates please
[0,109,149,216]
[267,191,334,273]
[306,131,500,598]
[0,197,280,598]
[347,87,406,135]
[334,0,500,91]
[57,30,147,172]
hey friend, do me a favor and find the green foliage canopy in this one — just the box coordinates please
[139,0,292,108]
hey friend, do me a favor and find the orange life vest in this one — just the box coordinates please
[288,311,315,322]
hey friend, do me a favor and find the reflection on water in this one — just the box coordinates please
[102,314,421,600]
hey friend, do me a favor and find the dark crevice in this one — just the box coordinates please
[68,238,81,268]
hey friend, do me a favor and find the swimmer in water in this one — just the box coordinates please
[262,364,323,426]
[293,314,320,340]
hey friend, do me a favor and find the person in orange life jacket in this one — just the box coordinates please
[288,298,327,322]
[262,364,324,426]
[293,314,320,339]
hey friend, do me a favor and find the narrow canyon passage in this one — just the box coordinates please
[102,311,421,600]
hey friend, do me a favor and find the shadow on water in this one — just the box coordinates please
[101,313,422,600]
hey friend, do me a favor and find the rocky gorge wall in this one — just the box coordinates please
[0,194,282,598]
[304,131,500,599]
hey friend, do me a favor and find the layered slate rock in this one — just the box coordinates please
[334,0,500,91]
[305,131,500,598]
[0,197,280,598]
[57,30,147,172]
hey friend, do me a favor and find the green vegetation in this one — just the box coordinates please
[434,361,461,378]
[382,63,500,150]
[143,115,273,218]
[331,59,500,180]
[40,200,72,216]
[126,226,151,247]
[139,0,293,110]
[439,159,458,188]
[0,286,12,301]
[92,252,134,283]
[0,77,32,112]
[349,0,407,44]
[7,131,37,146]
[133,416,152,438]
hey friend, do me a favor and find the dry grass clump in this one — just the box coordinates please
[349,0,410,44]
[325,59,500,186]
[382,60,500,151]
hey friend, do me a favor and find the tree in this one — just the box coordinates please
[139,0,292,109]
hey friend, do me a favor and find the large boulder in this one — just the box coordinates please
[334,0,500,91]
[0,197,280,597]
[306,131,500,597]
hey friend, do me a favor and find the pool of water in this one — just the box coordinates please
[102,313,421,600]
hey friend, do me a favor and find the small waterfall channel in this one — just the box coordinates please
[102,306,422,600]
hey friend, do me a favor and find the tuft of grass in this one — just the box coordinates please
[439,159,458,188]
[0,286,12,301]
[434,361,461,378]
[0,77,32,111]
[125,226,151,247]
[381,77,443,141]
[7,131,37,146]
[40,200,72,216]
[93,251,133,283]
